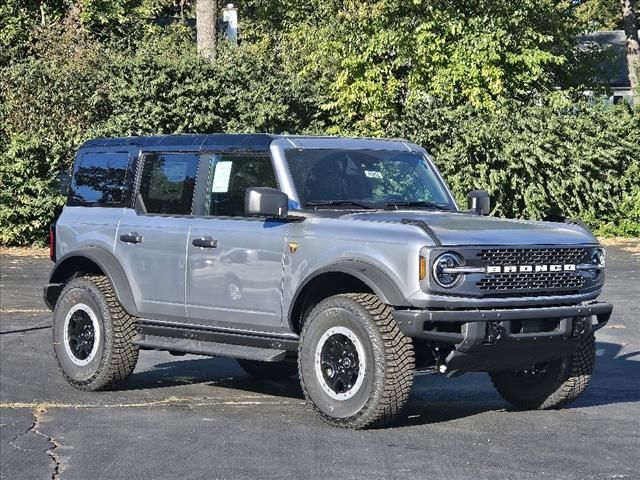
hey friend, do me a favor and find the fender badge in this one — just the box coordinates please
[288,241,300,254]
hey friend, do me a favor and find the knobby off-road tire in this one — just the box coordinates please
[489,333,596,410]
[52,276,139,391]
[298,293,415,429]
[237,359,298,380]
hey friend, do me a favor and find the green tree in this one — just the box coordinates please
[574,0,622,30]
[277,0,580,135]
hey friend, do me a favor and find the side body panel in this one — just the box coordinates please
[113,210,191,319]
[186,217,289,332]
[55,206,125,260]
[281,217,431,331]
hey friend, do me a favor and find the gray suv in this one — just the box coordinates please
[44,134,613,429]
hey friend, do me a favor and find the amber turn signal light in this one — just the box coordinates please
[419,255,427,280]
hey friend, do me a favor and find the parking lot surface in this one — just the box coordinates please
[1,247,639,480]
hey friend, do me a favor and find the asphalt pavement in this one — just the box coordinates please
[1,247,638,480]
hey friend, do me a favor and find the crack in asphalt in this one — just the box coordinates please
[0,324,52,335]
[32,408,63,480]
[6,408,62,479]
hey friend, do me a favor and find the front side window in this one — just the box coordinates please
[285,149,453,209]
[71,152,130,205]
[138,153,199,215]
[206,154,277,217]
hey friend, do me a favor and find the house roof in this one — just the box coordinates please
[579,30,638,89]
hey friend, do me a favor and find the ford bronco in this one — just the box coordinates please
[44,134,612,428]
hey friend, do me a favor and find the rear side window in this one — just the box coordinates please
[70,152,130,205]
[138,153,199,215]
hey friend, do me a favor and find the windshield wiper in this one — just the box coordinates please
[384,201,450,211]
[305,200,375,210]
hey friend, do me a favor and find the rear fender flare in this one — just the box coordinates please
[45,247,139,316]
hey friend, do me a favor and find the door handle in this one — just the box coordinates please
[120,232,143,244]
[192,237,218,248]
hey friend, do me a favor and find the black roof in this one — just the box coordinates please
[81,133,278,151]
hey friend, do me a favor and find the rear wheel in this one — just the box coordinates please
[298,293,414,429]
[237,359,298,380]
[489,333,596,410]
[52,276,139,391]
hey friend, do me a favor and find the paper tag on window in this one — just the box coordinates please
[211,161,232,192]
[364,170,383,179]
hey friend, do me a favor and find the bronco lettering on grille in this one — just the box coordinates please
[486,264,576,273]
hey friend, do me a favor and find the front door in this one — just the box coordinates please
[186,153,288,332]
[115,152,200,320]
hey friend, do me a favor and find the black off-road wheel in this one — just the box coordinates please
[298,293,415,429]
[52,276,139,391]
[489,333,596,410]
[237,359,298,380]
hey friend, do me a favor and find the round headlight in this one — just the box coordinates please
[433,252,464,288]
[591,248,606,269]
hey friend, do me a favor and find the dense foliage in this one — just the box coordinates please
[395,96,640,235]
[574,0,624,30]
[1,0,638,245]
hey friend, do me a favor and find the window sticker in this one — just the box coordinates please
[364,170,383,179]
[211,161,233,192]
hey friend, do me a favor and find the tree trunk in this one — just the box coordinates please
[621,0,639,96]
[196,0,218,61]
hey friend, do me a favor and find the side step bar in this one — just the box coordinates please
[135,334,287,362]
[133,320,299,362]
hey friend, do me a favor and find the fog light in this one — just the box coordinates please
[485,321,501,343]
[572,317,587,337]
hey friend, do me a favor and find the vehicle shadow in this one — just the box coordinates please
[122,341,639,426]
[123,356,304,399]
[568,341,640,408]
[393,341,640,427]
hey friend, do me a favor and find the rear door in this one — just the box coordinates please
[185,153,289,332]
[114,152,200,320]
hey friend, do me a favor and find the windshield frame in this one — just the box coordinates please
[280,146,459,212]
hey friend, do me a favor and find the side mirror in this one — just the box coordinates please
[56,172,71,196]
[245,187,288,219]
[467,190,491,216]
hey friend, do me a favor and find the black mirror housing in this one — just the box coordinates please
[245,187,288,219]
[467,190,491,216]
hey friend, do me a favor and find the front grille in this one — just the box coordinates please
[473,247,592,296]
[477,271,585,292]
[477,247,588,265]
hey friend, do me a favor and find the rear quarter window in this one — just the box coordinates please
[70,152,130,206]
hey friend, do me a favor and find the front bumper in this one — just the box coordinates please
[394,302,613,374]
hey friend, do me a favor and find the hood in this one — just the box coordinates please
[343,210,598,246]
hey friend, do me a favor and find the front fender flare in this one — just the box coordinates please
[288,259,409,322]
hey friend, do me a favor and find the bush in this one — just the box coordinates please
[1,26,110,245]
[395,95,640,236]
[1,22,638,245]
[0,25,326,245]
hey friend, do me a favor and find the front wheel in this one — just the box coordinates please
[298,294,415,429]
[489,333,596,410]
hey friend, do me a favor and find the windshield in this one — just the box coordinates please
[285,149,454,209]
